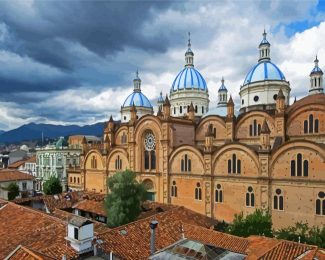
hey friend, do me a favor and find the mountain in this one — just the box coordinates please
[0,130,4,135]
[0,122,105,143]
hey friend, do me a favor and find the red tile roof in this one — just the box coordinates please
[25,156,36,163]
[6,245,56,260]
[0,202,78,259]
[0,170,34,182]
[8,160,26,169]
[73,199,106,216]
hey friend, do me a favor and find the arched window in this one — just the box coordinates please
[249,125,253,136]
[273,189,284,210]
[291,154,308,177]
[202,106,204,114]
[115,155,122,170]
[215,184,223,203]
[74,177,76,183]
[78,177,80,184]
[195,183,202,200]
[91,156,97,169]
[70,177,72,183]
[249,120,261,137]
[304,120,308,134]
[181,154,191,172]
[174,107,176,115]
[258,124,261,135]
[171,181,177,197]
[246,186,254,207]
[121,132,127,144]
[144,132,156,171]
[228,154,241,174]
[309,114,314,133]
[315,119,319,133]
[213,128,216,138]
[180,106,183,114]
[316,191,325,215]
[195,105,198,113]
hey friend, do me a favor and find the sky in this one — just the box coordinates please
[0,0,325,131]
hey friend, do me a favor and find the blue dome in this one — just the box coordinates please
[311,66,323,74]
[122,91,152,108]
[157,92,164,103]
[171,67,207,92]
[243,60,285,85]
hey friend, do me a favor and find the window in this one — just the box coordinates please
[143,132,156,171]
[171,181,177,197]
[246,186,254,207]
[202,106,204,114]
[254,96,259,102]
[123,116,126,120]
[316,191,325,216]
[228,154,241,174]
[70,177,72,183]
[273,189,284,210]
[91,156,97,169]
[181,154,191,172]
[195,183,202,200]
[22,182,27,190]
[215,184,223,203]
[121,132,127,144]
[74,227,79,240]
[115,155,122,170]
[273,94,278,100]
[304,115,319,134]
[242,99,244,105]
[74,177,76,183]
[291,153,308,177]
[213,128,216,138]
[78,177,80,184]
[180,106,182,114]
[249,120,261,137]
[174,107,176,115]
[195,105,198,113]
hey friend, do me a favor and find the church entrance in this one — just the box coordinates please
[142,179,155,201]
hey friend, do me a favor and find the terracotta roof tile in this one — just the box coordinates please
[25,156,36,163]
[6,245,56,260]
[8,160,26,169]
[0,170,34,182]
[98,208,233,260]
[73,199,106,216]
[0,202,78,259]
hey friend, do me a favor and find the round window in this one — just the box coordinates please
[254,96,259,102]
[217,184,221,189]
[248,186,253,192]
[197,183,201,187]
[144,132,156,151]
[319,191,325,198]
[273,94,278,100]
[172,181,176,185]
[276,189,281,195]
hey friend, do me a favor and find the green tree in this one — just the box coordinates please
[6,182,20,200]
[43,176,62,195]
[275,222,325,248]
[227,209,272,237]
[105,170,147,228]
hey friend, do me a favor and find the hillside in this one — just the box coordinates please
[0,122,105,143]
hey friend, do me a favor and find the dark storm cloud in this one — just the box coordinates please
[0,1,172,70]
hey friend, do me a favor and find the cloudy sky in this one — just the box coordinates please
[0,0,324,131]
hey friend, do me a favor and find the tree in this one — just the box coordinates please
[275,222,325,248]
[226,209,272,237]
[6,182,20,200]
[43,176,62,195]
[104,170,147,228]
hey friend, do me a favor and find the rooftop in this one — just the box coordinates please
[0,170,34,182]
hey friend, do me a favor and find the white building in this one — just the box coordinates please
[0,170,34,200]
[36,137,81,192]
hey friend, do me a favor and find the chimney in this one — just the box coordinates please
[150,220,158,255]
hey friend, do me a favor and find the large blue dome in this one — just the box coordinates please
[243,60,285,85]
[171,67,207,92]
[122,92,152,108]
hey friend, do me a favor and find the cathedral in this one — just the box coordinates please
[80,31,325,229]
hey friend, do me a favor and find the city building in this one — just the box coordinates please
[0,170,34,199]
[8,156,36,176]
[36,137,81,191]
[78,31,325,229]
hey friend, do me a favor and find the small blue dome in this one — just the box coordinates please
[122,92,152,108]
[171,67,207,92]
[218,79,228,92]
[157,92,164,103]
[243,61,285,85]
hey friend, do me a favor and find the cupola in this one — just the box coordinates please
[309,56,324,95]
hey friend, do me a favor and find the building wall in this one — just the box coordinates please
[0,180,34,200]
[81,94,325,229]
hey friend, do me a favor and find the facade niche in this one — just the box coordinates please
[195,183,202,200]
[304,114,319,134]
[290,153,308,177]
[181,154,191,172]
[246,186,255,207]
[171,181,177,197]
[228,154,241,174]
